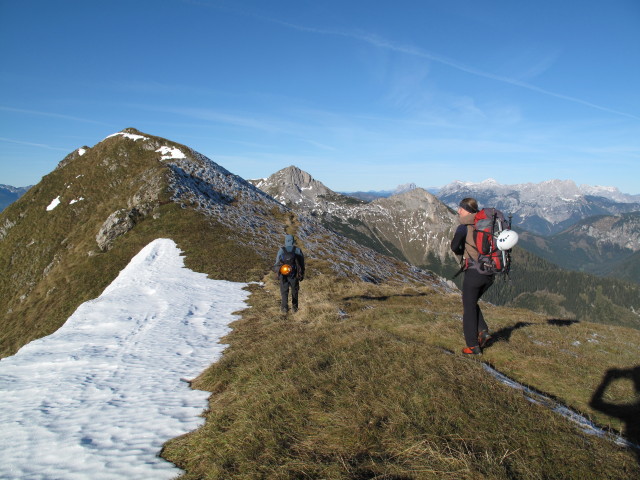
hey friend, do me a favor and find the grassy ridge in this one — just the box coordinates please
[0,131,268,357]
[0,199,264,357]
[162,272,639,479]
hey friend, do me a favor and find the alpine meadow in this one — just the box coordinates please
[1,129,639,479]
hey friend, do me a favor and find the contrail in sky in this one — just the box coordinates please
[0,106,113,126]
[280,22,639,121]
[186,1,638,120]
[0,137,69,151]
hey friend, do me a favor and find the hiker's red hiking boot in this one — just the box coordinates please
[462,346,481,355]
[478,330,492,348]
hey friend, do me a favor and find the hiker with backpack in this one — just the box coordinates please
[274,234,305,313]
[450,197,518,355]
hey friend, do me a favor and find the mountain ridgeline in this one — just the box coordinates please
[252,167,640,330]
[0,129,442,358]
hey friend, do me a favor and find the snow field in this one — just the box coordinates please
[0,239,250,479]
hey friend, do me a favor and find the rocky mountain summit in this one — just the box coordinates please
[251,167,458,269]
[437,179,640,236]
[250,166,357,213]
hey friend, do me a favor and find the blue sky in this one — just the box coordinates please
[1,0,639,193]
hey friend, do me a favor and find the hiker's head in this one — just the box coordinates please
[458,198,479,215]
[285,235,295,247]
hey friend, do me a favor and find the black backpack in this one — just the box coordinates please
[279,247,299,276]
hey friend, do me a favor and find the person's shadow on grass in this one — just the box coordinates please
[489,321,533,344]
[590,366,640,465]
[489,319,578,347]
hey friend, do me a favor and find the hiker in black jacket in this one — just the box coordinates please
[451,197,494,355]
[274,234,305,313]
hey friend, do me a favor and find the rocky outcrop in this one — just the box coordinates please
[560,212,640,252]
[0,218,17,241]
[96,208,144,251]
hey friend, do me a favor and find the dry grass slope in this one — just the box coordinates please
[162,270,639,479]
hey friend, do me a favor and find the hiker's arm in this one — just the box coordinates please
[451,225,467,255]
[273,248,283,272]
[297,249,305,278]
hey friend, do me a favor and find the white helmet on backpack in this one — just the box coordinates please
[497,229,518,251]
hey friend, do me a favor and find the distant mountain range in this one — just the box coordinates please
[435,179,640,284]
[0,184,31,212]
[341,183,439,201]
[252,171,640,283]
[6,177,639,239]
[437,178,640,236]
[0,143,640,325]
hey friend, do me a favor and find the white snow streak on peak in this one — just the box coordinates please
[105,132,148,141]
[46,196,61,211]
[156,146,186,160]
[0,238,250,480]
[78,148,86,156]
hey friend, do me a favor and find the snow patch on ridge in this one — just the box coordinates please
[46,196,61,211]
[156,146,186,160]
[106,132,148,142]
[0,239,250,479]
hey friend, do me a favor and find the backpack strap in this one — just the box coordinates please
[452,257,467,278]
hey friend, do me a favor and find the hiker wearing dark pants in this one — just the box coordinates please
[461,268,494,349]
[274,235,305,313]
[279,275,299,313]
[451,197,494,355]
